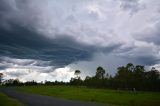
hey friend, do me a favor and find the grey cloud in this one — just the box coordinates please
[0,57,35,66]
[0,15,120,70]
[0,23,92,68]
[0,0,123,47]
[135,22,160,45]
[120,0,145,15]
[0,64,8,70]
[116,43,160,66]
[0,0,14,12]
[0,56,55,74]
[135,56,160,66]
[6,70,29,77]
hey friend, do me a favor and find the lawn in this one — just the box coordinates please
[17,86,160,106]
[0,92,23,106]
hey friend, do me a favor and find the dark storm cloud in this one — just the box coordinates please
[0,23,121,69]
[0,24,92,68]
[0,64,7,70]
[0,0,122,70]
[136,56,160,65]
[0,0,12,12]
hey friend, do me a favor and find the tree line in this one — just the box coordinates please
[82,63,160,91]
[0,63,160,91]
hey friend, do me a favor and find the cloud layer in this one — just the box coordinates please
[0,0,160,81]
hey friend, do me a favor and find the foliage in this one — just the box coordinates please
[95,66,105,79]
[74,70,81,76]
[0,73,3,84]
[84,63,160,91]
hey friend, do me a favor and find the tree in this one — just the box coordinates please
[145,67,160,91]
[149,67,159,80]
[126,63,134,72]
[70,70,82,86]
[74,70,81,79]
[133,65,145,78]
[95,66,105,79]
[0,73,3,84]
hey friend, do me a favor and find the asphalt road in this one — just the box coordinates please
[1,87,106,106]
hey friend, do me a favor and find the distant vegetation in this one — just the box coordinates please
[1,63,160,91]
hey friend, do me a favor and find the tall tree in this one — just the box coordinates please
[0,73,3,84]
[95,66,105,79]
[126,63,134,72]
[149,67,159,80]
[74,70,81,79]
[133,65,145,81]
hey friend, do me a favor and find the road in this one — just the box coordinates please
[1,87,106,106]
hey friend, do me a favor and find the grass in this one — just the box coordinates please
[17,85,160,106]
[0,92,24,106]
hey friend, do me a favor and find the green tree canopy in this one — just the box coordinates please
[95,66,105,79]
[74,70,81,79]
[0,73,3,84]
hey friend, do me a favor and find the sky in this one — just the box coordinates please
[0,0,160,82]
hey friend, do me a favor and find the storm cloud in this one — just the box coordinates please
[0,0,160,81]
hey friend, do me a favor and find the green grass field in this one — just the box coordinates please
[0,92,23,106]
[17,86,160,106]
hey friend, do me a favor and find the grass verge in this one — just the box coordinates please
[17,86,160,106]
[0,92,24,106]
